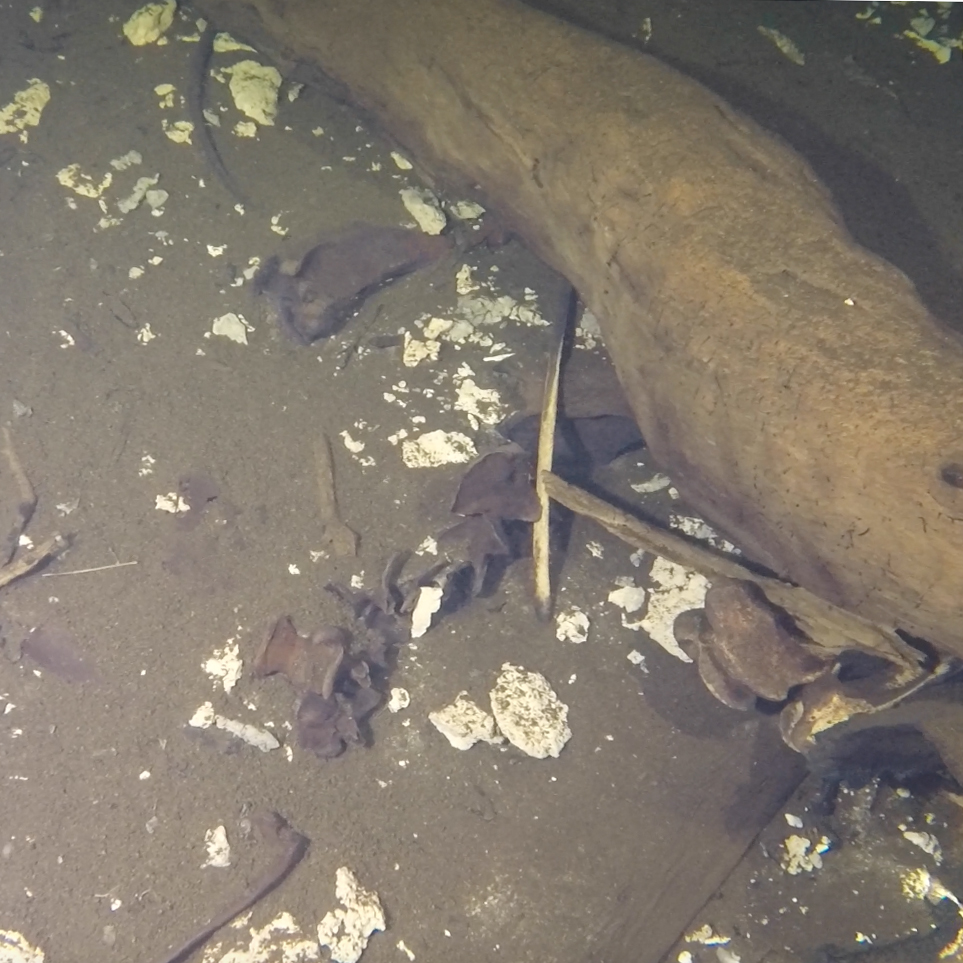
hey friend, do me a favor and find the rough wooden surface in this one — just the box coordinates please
[214,0,963,660]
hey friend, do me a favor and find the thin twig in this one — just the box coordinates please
[42,560,138,577]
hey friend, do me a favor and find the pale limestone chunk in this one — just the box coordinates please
[555,608,589,644]
[123,1,176,46]
[222,60,282,125]
[317,867,386,963]
[399,186,446,235]
[490,663,571,759]
[410,585,443,638]
[429,692,504,750]
[201,825,231,868]
[401,430,476,468]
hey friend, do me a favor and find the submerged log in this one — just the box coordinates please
[218,0,963,656]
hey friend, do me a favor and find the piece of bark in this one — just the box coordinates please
[256,223,452,343]
[217,0,963,661]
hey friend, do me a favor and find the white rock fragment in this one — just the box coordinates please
[154,82,175,108]
[453,378,503,429]
[210,312,253,344]
[57,163,112,198]
[145,188,168,211]
[390,151,413,170]
[457,293,547,328]
[213,32,257,54]
[901,867,960,906]
[117,175,160,213]
[784,813,804,829]
[123,0,176,45]
[0,929,45,962]
[490,663,571,759]
[401,430,476,468]
[630,557,708,663]
[402,332,440,367]
[341,431,366,454]
[216,912,317,960]
[188,701,280,752]
[0,79,50,139]
[203,639,243,693]
[221,60,282,125]
[201,825,231,868]
[607,580,647,614]
[670,514,739,554]
[757,25,805,66]
[109,150,142,171]
[630,473,672,494]
[410,585,443,638]
[155,492,189,514]
[781,834,830,875]
[137,321,156,343]
[162,119,194,144]
[626,649,648,672]
[686,924,730,946]
[429,692,504,750]
[450,199,485,220]
[399,187,446,235]
[387,688,410,713]
[555,608,589,644]
[317,867,386,963]
[903,830,943,864]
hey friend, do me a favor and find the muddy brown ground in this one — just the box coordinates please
[1,2,963,963]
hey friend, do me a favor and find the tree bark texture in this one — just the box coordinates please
[223,0,963,656]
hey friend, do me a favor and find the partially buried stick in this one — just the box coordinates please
[154,811,309,963]
[0,425,37,566]
[315,431,359,556]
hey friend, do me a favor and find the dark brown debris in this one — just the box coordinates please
[253,617,348,699]
[674,579,833,709]
[449,444,540,521]
[253,615,387,759]
[255,223,454,343]
[437,515,512,597]
[297,686,382,759]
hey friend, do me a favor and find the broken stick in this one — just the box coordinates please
[315,432,359,556]
[0,533,68,589]
[540,470,924,681]
[532,286,575,621]
[0,425,37,566]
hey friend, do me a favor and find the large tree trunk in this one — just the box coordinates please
[222,0,963,656]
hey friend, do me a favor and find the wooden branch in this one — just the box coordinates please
[532,293,570,621]
[0,533,68,589]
